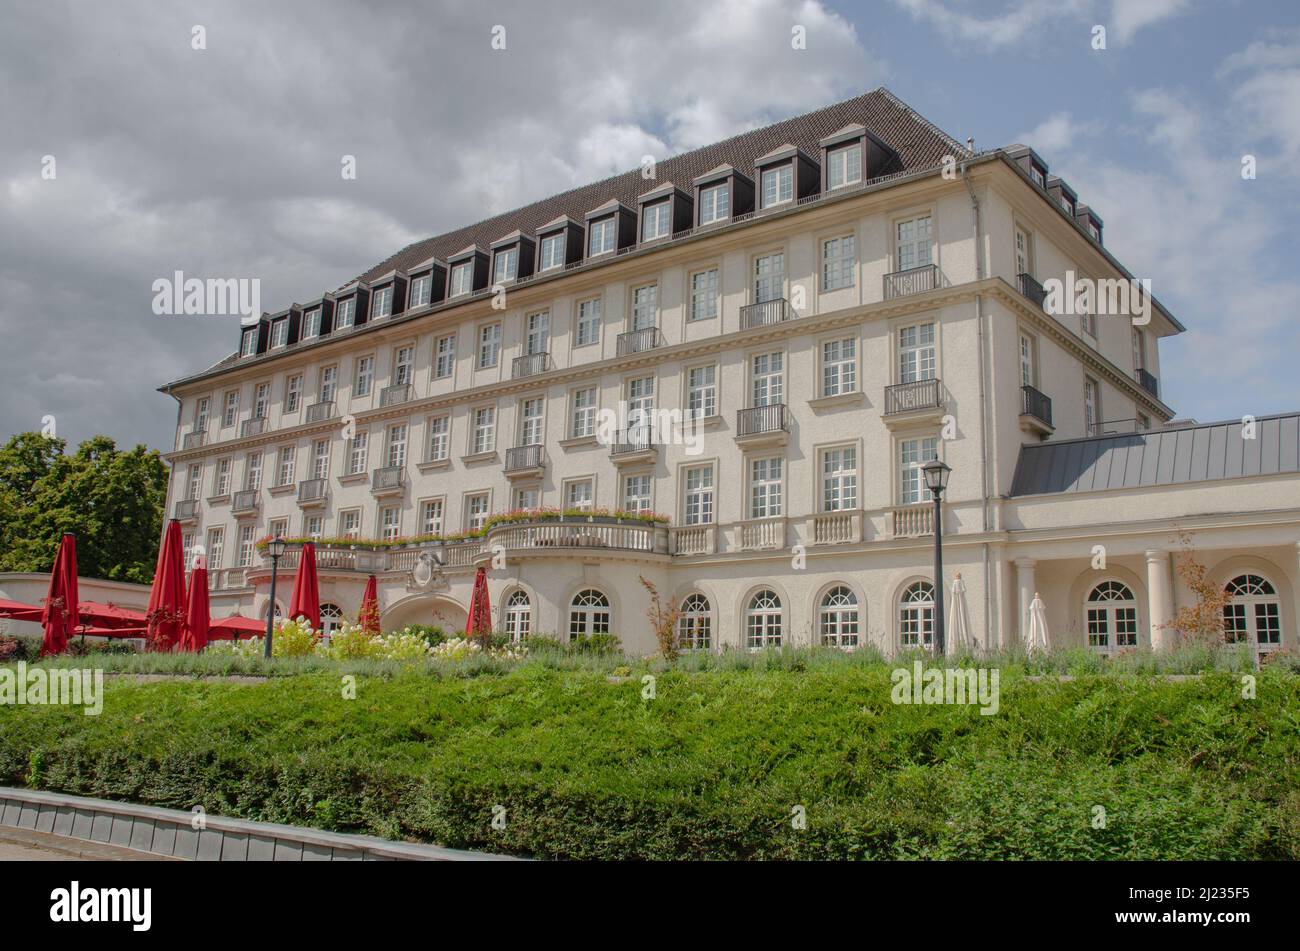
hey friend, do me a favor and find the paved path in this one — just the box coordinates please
[0,828,170,861]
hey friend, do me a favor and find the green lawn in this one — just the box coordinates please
[1,657,1296,859]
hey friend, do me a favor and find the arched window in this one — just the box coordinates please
[746,589,782,649]
[505,590,532,642]
[1085,580,1138,654]
[319,603,343,637]
[1223,574,1281,654]
[820,586,859,649]
[899,581,935,650]
[263,602,282,623]
[677,593,711,651]
[569,589,610,640]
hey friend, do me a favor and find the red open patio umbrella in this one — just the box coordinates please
[207,614,266,640]
[40,533,79,656]
[76,601,147,629]
[146,519,186,651]
[465,565,492,645]
[181,564,210,652]
[0,598,43,623]
[287,541,321,630]
[358,574,381,636]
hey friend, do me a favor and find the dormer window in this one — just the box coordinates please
[539,232,565,271]
[1088,222,1100,241]
[760,164,793,208]
[408,273,432,308]
[270,318,288,349]
[589,216,615,256]
[450,261,474,297]
[699,183,729,224]
[642,201,670,241]
[1058,194,1075,216]
[335,298,355,329]
[240,328,257,358]
[1030,167,1045,188]
[303,308,321,339]
[826,143,862,189]
[371,286,393,320]
[493,247,518,284]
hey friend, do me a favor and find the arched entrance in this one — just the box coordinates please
[383,595,466,634]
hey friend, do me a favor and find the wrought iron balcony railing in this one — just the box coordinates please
[1017,272,1047,310]
[616,327,665,356]
[505,444,544,472]
[1136,368,1159,398]
[1020,384,1053,427]
[232,489,260,514]
[512,352,550,379]
[305,401,335,423]
[181,430,207,450]
[297,478,327,503]
[380,384,412,407]
[740,298,789,330]
[240,416,266,437]
[737,403,788,437]
[884,378,943,415]
[370,466,405,493]
[883,264,938,299]
[174,499,198,520]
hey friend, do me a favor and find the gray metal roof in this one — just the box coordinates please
[1009,412,1300,497]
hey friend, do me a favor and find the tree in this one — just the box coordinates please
[0,432,168,583]
[640,575,681,661]
[1163,531,1232,649]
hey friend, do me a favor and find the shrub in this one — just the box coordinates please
[322,624,385,660]
[271,617,319,658]
[0,636,26,662]
[570,633,621,656]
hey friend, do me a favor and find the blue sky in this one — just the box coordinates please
[1,0,1296,450]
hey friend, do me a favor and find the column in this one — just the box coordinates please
[1014,558,1036,647]
[1146,549,1175,651]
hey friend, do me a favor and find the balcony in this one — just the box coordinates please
[512,352,550,379]
[240,416,266,438]
[740,298,789,330]
[883,264,938,300]
[297,478,328,506]
[890,504,935,538]
[732,517,787,552]
[181,430,207,450]
[616,327,665,356]
[1017,272,1047,310]
[504,444,545,478]
[485,517,667,556]
[883,378,944,426]
[305,401,335,423]
[371,466,405,496]
[1019,384,1054,437]
[609,430,658,465]
[806,510,863,546]
[173,498,199,521]
[232,489,261,515]
[1136,368,1159,398]
[736,403,789,447]
[670,524,717,556]
[380,383,412,407]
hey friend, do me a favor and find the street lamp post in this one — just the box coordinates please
[264,534,288,659]
[921,459,952,655]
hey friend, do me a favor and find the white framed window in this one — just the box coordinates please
[746,589,782,648]
[334,297,355,329]
[450,261,474,297]
[284,374,302,413]
[1019,333,1036,387]
[420,498,444,536]
[588,217,615,256]
[687,365,717,419]
[565,478,594,511]
[519,398,544,446]
[631,283,658,331]
[683,464,715,525]
[896,215,933,271]
[194,397,210,431]
[626,375,655,434]
[427,415,449,462]
[465,493,490,531]
[312,438,330,479]
[186,464,202,501]
[240,328,257,357]
[899,581,935,650]
[205,527,225,570]
[822,446,858,511]
[354,355,374,397]
[514,486,540,510]
[271,318,288,349]
[827,143,863,189]
[689,268,719,322]
[1223,574,1282,653]
[253,382,270,419]
[277,446,296,486]
[434,334,456,379]
[379,505,401,541]
[642,201,670,241]
[820,586,860,648]
[539,233,565,271]
[749,456,783,519]
[575,297,601,347]
[340,509,361,539]
[244,452,262,491]
[899,437,938,505]
[493,247,518,284]
[347,431,368,475]
[622,473,651,512]
[569,589,611,639]
[303,514,324,539]
[267,517,288,540]
[505,590,532,642]
[822,338,857,397]
[1015,225,1033,278]
[213,458,231,497]
[408,274,432,309]
[472,406,496,454]
[385,423,407,468]
[236,525,256,568]
[526,311,550,355]
[699,183,729,224]
[319,603,344,637]
[570,387,597,438]
[760,164,793,208]
[319,366,337,404]
[753,252,785,304]
[1084,377,1100,435]
[393,345,414,387]
[478,323,501,369]
[1085,581,1139,654]
[222,390,238,427]
[751,352,783,407]
[898,322,936,383]
[371,286,393,320]
[677,594,711,651]
[822,234,856,291]
[1132,328,1146,373]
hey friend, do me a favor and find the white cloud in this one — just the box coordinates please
[1109,0,1192,46]
[889,0,1190,48]
[1014,112,1104,153]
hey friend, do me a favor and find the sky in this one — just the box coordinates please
[1,0,1297,453]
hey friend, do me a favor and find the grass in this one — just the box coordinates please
[1,645,1297,859]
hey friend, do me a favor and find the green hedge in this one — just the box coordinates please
[1,663,1296,859]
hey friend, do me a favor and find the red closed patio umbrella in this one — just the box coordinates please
[40,533,79,656]
[358,574,381,636]
[288,541,321,630]
[465,565,492,646]
[181,564,210,652]
[146,519,186,651]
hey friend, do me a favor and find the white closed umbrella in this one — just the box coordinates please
[1026,592,1050,653]
[948,573,972,654]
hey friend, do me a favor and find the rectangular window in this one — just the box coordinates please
[240,329,257,357]
[539,233,565,271]
[312,438,330,480]
[335,298,355,329]
[623,474,651,513]
[515,487,540,510]
[576,298,601,347]
[187,464,202,501]
[699,183,729,224]
[473,406,496,454]
[822,338,857,397]
[588,217,615,256]
[253,382,270,419]
[570,388,597,438]
[478,324,501,369]
[689,268,719,321]
[493,247,518,284]
[195,397,210,431]
[385,424,407,468]
[1084,377,1100,435]
[896,215,933,271]
[380,505,401,541]
[420,499,444,536]
[761,164,793,208]
[898,323,937,383]
[750,457,783,519]
[213,458,231,496]
[1132,328,1146,372]
[393,345,414,386]
[427,415,449,461]
[268,518,288,541]
[466,494,490,530]
[434,334,456,378]
[631,283,658,331]
[237,525,256,568]
[627,376,655,432]
[899,437,938,505]
[277,446,296,486]
[348,431,368,475]
[823,446,858,511]
[822,234,856,291]
[753,252,784,303]
[450,262,473,297]
[408,274,432,308]
[319,366,337,404]
[354,356,374,397]
[222,390,238,427]
[565,479,593,511]
[642,201,670,241]
[1015,226,1033,278]
[683,465,715,525]
[687,365,717,419]
[751,352,784,407]
[827,143,863,189]
[520,398,544,446]
[206,528,225,570]
[304,515,324,539]
[526,311,550,355]
[244,452,262,491]
[340,509,361,539]
[271,319,288,349]
[1020,334,1036,387]
[285,374,302,413]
